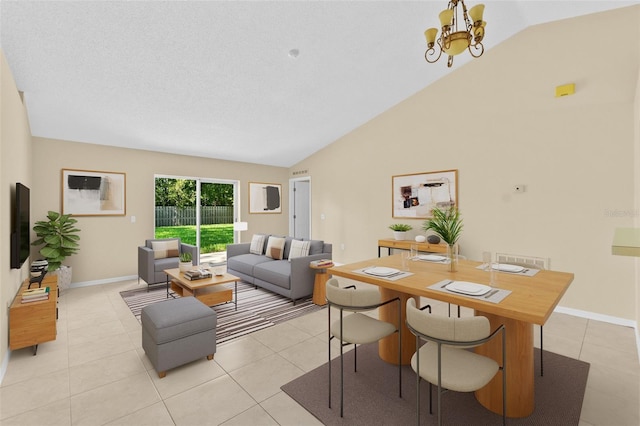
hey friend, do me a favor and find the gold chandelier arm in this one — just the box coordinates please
[468,41,484,58]
[425,46,443,64]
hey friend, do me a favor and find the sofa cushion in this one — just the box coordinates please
[288,240,311,261]
[307,239,325,255]
[227,253,272,276]
[254,260,291,289]
[250,234,268,255]
[265,236,286,260]
[283,236,295,259]
[152,240,179,259]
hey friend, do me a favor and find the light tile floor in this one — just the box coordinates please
[1,278,638,425]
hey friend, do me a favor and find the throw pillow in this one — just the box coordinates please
[288,240,311,261]
[265,236,286,260]
[250,234,268,255]
[152,240,179,259]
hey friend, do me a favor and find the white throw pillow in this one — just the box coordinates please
[288,240,311,261]
[265,236,286,260]
[249,234,267,255]
[152,240,179,259]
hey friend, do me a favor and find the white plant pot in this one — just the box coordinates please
[55,265,72,292]
[393,231,406,241]
[179,261,193,273]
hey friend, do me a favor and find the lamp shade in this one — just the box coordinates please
[233,221,248,231]
[424,28,438,45]
[439,9,453,28]
[468,4,485,23]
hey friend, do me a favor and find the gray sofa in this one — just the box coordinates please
[138,238,199,286]
[226,236,332,303]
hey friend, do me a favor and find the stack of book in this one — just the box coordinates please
[184,269,213,281]
[21,286,50,303]
[310,259,334,268]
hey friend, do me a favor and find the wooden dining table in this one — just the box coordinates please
[329,254,574,418]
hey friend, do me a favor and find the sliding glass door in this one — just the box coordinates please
[154,176,238,264]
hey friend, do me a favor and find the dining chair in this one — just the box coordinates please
[496,253,549,376]
[406,298,506,426]
[326,278,401,417]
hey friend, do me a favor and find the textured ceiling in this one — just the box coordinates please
[1,1,637,167]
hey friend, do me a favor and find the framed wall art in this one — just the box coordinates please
[62,169,126,216]
[249,182,282,214]
[392,169,458,219]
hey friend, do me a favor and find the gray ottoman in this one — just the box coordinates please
[141,296,217,378]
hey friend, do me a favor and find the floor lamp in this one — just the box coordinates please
[233,221,248,242]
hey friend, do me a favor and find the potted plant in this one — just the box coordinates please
[389,223,413,240]
[422,206,463,271]
[32,211,81,290]
[179,252,193,272]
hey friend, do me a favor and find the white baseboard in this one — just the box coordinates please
[69,275,138,289]
[554,305,640,363]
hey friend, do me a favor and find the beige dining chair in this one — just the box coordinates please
[406,298,506,426]
[496,253,549,376]
[326,278,401,417]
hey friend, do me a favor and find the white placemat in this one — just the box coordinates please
[428,280,511,304]
[475,263,540,277]
[353,267,414,281]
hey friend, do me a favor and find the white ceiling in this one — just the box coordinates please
[1,1,637,167]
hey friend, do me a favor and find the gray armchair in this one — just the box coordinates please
[138,238,199,286]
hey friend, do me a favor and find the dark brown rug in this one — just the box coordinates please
[281,343,589,425]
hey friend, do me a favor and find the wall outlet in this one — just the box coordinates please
[340,243,345,250]
[514,185,526,193]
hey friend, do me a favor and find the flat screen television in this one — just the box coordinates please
[11,182,30,269]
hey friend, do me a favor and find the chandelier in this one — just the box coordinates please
[424,0,486,67]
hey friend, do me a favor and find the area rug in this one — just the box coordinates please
[120,282,324,344]
[282,343,590,426]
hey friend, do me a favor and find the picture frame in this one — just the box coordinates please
[392,169,458,219]
[249,182,282,214]
[62,169,126,216]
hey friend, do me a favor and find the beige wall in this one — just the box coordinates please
[293,6,640,321]
[1,50,34,366]
[30,138,289,285]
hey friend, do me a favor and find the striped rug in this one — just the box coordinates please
[120,282,325,344]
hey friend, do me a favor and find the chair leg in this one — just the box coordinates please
[353,344,357,372]
[328,309,332,410]
[540,325,544,377]
[416,335,421,426]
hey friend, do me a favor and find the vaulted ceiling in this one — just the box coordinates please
[1,1,637,167]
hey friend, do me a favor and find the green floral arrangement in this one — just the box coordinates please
[32,211,81,271]
[422,206,463,245]
[180,252,193,262]
[389,224,413,232]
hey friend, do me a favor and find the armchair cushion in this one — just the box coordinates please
[152,240,180,259]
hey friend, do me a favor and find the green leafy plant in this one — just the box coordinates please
[32,211,81,271]
[422,206,463,245]
[179,252,192,262]
[388,224,413,232]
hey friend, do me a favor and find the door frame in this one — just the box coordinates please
[288,176,312,239]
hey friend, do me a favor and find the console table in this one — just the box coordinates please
[378,238,447,257]
[10,274,58,355]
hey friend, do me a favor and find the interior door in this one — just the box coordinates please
[290,178,311,239]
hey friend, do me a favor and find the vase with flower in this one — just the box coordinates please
[422,206,463,272]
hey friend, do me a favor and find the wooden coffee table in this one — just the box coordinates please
[164,268,239,310]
